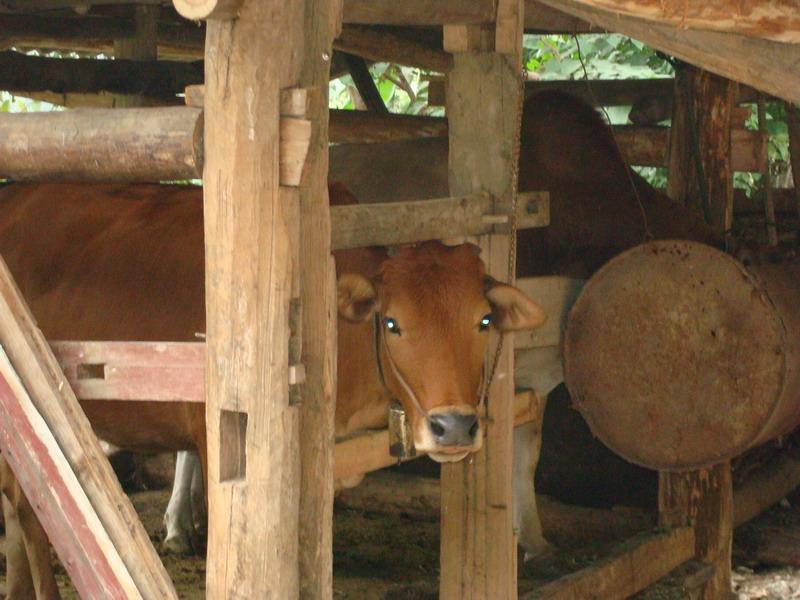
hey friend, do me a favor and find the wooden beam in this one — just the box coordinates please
[329,108,448,143]
[296,0,340,595]
[202,0,309,595]
[534,0,800,43]
[0,51,203,101]
[343,53,387,113]
[0,350,141,599]
[440,1,524,596]
[0,107,203,182]
[534,0,800,106]
[330,191,548,250]
[524,1,600,32]
[659,463,734,600]
[113,4,158,109]
[342,0,495,25]
[172,0,242,20]
[334,25,453,73]
[0,258,177,598]
[521,527,695,600]
[0,0,163,11]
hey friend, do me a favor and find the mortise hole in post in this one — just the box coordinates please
[76,363,106,380]
[219,409,247,482]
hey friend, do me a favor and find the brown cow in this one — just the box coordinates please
[0,180,544,598]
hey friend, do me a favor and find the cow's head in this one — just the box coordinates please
[337,241,546,463]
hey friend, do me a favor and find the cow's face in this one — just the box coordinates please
[338,242,546,463]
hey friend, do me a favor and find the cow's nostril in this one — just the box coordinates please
[429,419,446,438]
[469,418,479,438]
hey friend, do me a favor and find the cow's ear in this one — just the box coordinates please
[485,278,547,331]
[338,273,379,322]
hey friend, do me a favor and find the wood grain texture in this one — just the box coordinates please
[535,0,800,106]
[0,107,203,182]
[522,527,695,600]
[539,0,800,42]
[440,3,523,595]
[342,0,495,25]
[659,463,734,600]
[203,0,305,595]
[335,25,453,73]
[0,257,176,599]
[113,4,158,108]
[0,350,140,600]
[297,0,339,595]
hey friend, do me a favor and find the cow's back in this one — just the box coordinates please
[0,182,206,451]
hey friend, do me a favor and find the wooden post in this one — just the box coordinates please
[113,4,158,108]
[202,0,318,595]
[297,0,341,596]
[440,1,524,598]
[666,66,691,205]
[659,463,734,599]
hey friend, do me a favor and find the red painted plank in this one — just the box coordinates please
[0,370,133,599]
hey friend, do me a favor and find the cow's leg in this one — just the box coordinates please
[162,451,201,555]
[1,458,61,600]
[513,415,551,561]
[189,452,206,538]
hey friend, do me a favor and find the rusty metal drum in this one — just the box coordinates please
[563,240,800,471]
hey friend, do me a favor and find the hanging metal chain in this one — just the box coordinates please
[478,65,527,415]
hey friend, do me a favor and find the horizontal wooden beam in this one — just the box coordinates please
[330,109,448,143]
[0,107,203,182]
[0,50,203,101]
[522,527,695,600]
[334,25,452,73]
[540,0,800,43]
[535,0,800,106]
[331,191,548,250]
[342,0,495,25]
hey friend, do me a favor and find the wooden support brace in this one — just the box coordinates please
[0,256,177,599]
[280,88,314,187]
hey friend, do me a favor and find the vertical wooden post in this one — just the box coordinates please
[666,66,691,205]
[297,0,341,597]
[440,2,523,598]
[203,1,312,596]
[659,463,734,599]
[114,5,158,108]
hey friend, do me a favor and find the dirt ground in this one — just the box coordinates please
[7,472,798,600]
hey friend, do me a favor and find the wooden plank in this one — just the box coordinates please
[659,463,734,600]
[334,391,541,483]
[330,191,549,250]
[524,1,601,32]
[0,107,203,182]
[666,70,691,204]
[334,25,453,73]
[534,0,800,106]
[522,527,696,600]
[329,109,448,143]
[514,277,584,350]
[0,50,203,101]
[0,257,177,598]
[440,2,524,595]
[0,348,141,599]
[535,0,800,43]
[202,0,305,595]
[296,0,340,596]
[342,0,495,25]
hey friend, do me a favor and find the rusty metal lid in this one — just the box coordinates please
[564,241,786,471]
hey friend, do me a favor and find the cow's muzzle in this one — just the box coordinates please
[428,411,479,447]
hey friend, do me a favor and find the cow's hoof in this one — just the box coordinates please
[161,531,195,556]
[521,539,554,563]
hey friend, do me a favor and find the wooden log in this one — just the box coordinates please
[330,109,448,143]
[734,449,800,527]
[659,463,734,600]
[0,107,203,182]
[666,68,692,204]
[524,1,601,32]
[330,191,548,250]
[0,258,177,598]
[342,0,495,25]
[537,0,800,43]
[440,2,523,596]
[296,0,339,595]
[0,0,163,11]
[334,25,453,73]
[0,51,203,101]
[0,350,141,599]
[172,0,242,20]
[202,0,310,594]
[522,527,695,600]
[534,0,800,106]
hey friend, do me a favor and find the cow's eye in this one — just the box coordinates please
[479,314,492,331]
[385,317,401,335]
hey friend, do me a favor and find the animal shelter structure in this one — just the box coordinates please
[0,0,800,598]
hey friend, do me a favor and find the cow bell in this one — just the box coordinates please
[388,402,416,460]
